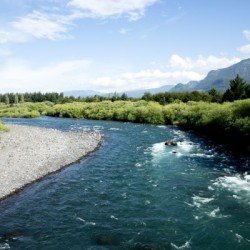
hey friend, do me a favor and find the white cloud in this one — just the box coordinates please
[169,54,240,72]
[243,30,250,40]
[100,55,241,92]
[0,59,92,92]
[117,69,204,90]
[1,0,158,44]
[12,11,72,40]
[170,54,192,70]
[93,69,205,92]
[68,0,158,21]
[237,30,250,54]
[1,10,85,43]
[237,44,250,54]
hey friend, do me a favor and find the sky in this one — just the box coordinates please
[0,0,250,93]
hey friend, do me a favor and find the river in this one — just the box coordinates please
[0,117,249,249]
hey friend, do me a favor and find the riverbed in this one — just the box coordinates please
[0,117,249,249]
[0,124,101,200]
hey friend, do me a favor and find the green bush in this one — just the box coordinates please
[46,101,165,124]
[161,99,250,152]
[0,102,52,118]
[0,99,249,152]
[0,121,9,132]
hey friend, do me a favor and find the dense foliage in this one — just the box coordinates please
[163,99,250,152]
[0,89,226,105]
[46,100,165,124]
[222,74,250,101]
[0,92,64,104]
[142,89,223,104]
[0,98,249,152]
[230,75,248,99]
[0,102,53,118]
[0,91,132,104]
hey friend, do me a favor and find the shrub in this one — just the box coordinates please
[0,121,9,132]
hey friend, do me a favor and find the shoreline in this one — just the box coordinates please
[0,124,102,201]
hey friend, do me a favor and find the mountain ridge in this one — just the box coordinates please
[64,58,250,98]
[170,58,250,92]
[64,85,174,98]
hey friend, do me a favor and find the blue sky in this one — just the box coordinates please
[0,0,250,93]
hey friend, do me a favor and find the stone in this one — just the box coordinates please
[165,141,177,146]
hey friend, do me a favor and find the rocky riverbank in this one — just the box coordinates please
[0,124,102,200]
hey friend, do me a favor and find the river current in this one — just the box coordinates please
[0,117,249,250]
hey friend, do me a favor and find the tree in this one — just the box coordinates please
[246,84,250,99]
[14,94,19,104]
[142,92,152,101]
[223,75,247,102]
[20,94,25,103]
[208,88,222,103]
[120,92,128,101]
[111,92,119,102]
[5,95,9,105]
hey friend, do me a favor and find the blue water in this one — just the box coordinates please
[0,117,250,250]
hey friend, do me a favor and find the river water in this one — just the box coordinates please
[0,117,249,250]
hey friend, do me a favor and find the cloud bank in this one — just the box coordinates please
[0,55,240,93]
[169,54,240,71]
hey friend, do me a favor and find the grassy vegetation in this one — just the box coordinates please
[0,121,9,132]
[0,99,249,152]
[163,99,250,152]
[46,100,165,124]
[0,102,53,118]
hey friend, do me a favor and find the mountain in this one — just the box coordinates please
[170,81,199,92]
[118,85,174,98]
[63,90,106,97]
[64,85,174,98]
[170,58,250,92]
[64,59,250,97]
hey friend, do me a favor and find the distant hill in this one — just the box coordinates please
[118,85,173,98]
[63,90,106,98]
[170,58,250,92]
[64,85,174,98]
[64,59,250,97]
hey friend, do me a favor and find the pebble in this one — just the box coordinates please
[0,124,102,200]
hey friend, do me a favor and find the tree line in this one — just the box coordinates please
[0,92,64,105]
[0,75,250,105]
[142,75,250,104]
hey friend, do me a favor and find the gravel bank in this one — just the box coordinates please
[0,124,102,200]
